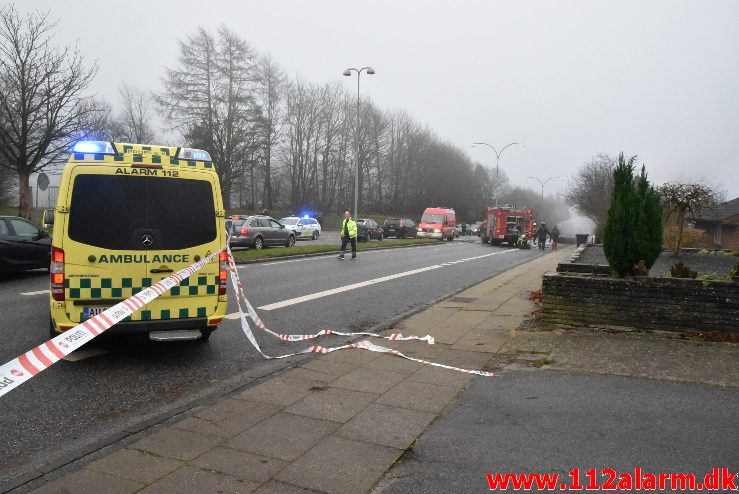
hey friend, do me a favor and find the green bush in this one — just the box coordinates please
[603,153,662,277]
[669,261,697,279]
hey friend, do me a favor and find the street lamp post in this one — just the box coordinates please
[343,66,375,220]
[527,176,564,199]
[472,142,523,206]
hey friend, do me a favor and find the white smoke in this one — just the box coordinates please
[555,208,596,236]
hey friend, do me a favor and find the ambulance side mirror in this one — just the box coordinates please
[42,209,54,229]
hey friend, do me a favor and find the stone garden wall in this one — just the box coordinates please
[541,273,738,333]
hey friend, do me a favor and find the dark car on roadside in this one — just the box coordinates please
[0,216,51,274]
[357,218,384,241]
[228,215,295,250]
[382,217,418,238]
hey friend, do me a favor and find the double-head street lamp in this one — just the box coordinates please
[472,142,523,206]
[343,66,375,220]
[527,176,564,199]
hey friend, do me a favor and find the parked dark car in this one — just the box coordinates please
[357,218,384,241]
[382,217,418,238]
[228,215,295,249]
[0,216,51,274]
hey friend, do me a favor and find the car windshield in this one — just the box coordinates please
[421,213,443,223]
[385,219,399,226]
[280,218,298,225]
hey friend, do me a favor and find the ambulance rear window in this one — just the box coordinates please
[68,175,216,250]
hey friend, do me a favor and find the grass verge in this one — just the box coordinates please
[230,237,439,262]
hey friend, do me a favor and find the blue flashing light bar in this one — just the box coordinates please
[73,141,115,155]
[178,148,212,161]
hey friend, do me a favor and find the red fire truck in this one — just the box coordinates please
[479,206,535,247]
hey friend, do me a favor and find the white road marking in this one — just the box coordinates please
[21,289,49,296]
[258,265,442,310]
[252,248,518,312]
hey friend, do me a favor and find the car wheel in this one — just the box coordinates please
[312,230,319,240]
[379,233,383,241]
[254,236,263,250]
[366,232,371,241]
[400,230,405,239]
[286,235,295,247]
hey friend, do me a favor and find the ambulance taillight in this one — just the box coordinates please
[218,251,228,295]
[51,247,65,301]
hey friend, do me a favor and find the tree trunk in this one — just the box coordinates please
[18,171,31,219]
[673,208,686,257]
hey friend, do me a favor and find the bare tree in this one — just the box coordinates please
[565,153,616,235]
[659,182,723,256]
[118,82,156,143]
[255,54,284,210]
[157,26,259,207]
[0,5,98,217]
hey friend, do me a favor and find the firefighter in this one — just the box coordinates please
[536,222,550,250]
[551,225,560,251]
[337,210,358,260]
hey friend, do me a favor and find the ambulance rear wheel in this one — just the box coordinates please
[199,326,215,341]
[49,318,58,339]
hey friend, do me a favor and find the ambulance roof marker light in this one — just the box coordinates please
[177,148,212,161]
[72,141,116,155]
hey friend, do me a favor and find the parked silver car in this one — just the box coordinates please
[228,215,295,249]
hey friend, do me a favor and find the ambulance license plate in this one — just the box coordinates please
[83,307,105,320]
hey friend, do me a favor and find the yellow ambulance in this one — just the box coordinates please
[48,141,228,341]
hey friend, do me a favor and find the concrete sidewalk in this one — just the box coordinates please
[21,246,739,493]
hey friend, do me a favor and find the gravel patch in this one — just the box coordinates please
[575,245,738,278]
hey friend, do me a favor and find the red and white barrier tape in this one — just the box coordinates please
[225,246,494,376]
[0,248,225,399]
[0,246,493,400]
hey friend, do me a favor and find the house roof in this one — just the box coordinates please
[693,197,739,222]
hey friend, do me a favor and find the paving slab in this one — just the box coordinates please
[375,380,464,413]
[226,412,340,462]
[129,427,224,461]
[329,366,408,394]
[233,375,328,406]
[276,436,401,494]
[189,446,288,483]
[173,401,282,438]
[299,358,360,377]
[252,480,322,493]
[361,353,424,375]
[285,386,379,423]
[86,448,183,484]
[137,465,259,494]
[29,469,143,494]
[336,403,437,450]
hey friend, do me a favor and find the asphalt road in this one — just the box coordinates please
[0,238,542,492]
[376,370,739,493]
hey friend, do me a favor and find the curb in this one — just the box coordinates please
[232,239,467,264]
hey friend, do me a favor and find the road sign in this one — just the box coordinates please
[37,173,49,191]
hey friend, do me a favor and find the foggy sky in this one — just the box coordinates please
[21,0,739,199]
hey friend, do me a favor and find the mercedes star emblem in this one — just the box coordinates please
[141,234,154,247]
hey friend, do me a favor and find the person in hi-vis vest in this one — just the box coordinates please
[337,210,358,260]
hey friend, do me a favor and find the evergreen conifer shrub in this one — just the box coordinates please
[603,154,662,276]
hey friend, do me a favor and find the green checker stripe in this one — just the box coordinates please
[65,276,217,300]
[71,151,215,169]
